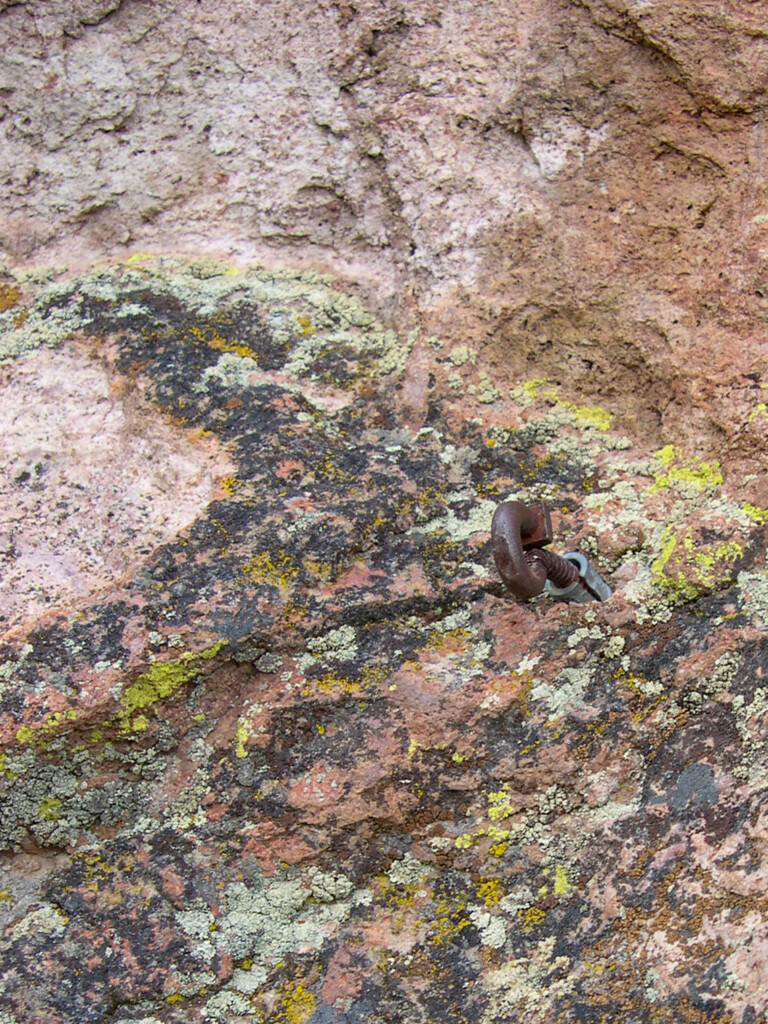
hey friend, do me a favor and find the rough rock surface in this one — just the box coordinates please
[1,2,768,1023]
[0,256,767,1024]
[3,0,768,455]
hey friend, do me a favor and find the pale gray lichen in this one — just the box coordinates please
[388,853,430,888]
[9,903,68,942]
[480,935,575,1024]
[736,569,768,627]
[201,990,252,1022]
[1,257,415,394]
[0,644,34,704]
[173,865,359,985]
[0,295,90,362]
[468,905,507,948]
[447,343,476,367]
[600,634,626,660]
[0,745,152,851]
[475,374,503,404]
[300,625,359,672]
[165,766,212,829]
[409,494,497,540]
[111,1018,163,1024]
[530,666,593,720]
[704,651,741,696]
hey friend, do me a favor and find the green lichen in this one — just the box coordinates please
[651,526,743,601]
[522,378,549,396]
[650,445,723,493]
[234,718,249,759]
[552,863,573,897]
[560,401,613,430]
[174,866,357,993]
[118,641,225,733]
[743,503,768,524]
[0,745,153,851]
[477,877,504,907]
[1,256,416,408]
[14,708,77,747]
[510,379,612,429]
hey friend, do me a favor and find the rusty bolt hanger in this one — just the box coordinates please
[491,500,611,603]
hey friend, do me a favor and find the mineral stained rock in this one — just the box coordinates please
[2,1,768,1023]
[0,256,766,1024]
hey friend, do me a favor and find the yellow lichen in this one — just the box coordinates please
[519,906,547,929]
[487,787,515,822]
[743,503,768,524]
[241,550,300,588]
[613,667,667,721]
[522,378,550,396]
[118,641,225,733]
[302,670,361,697]
[477,877,504,907]
[15,708,77,747]
[39,797,62,821]
[455,832,478,850]
[650,447,723,493]
[487,824,511,842]
[235,718,249,758]
[221,475,243,495]
[561,401,613,431]
[0,282,21,312]
[651,525,678,578]
[430,895,472,945]
[189,324,255,360]
[125,252,160,264]
[553,863,572,897]
[275,984,316,1024]
[655,444,675,467]
[651,525,743,600]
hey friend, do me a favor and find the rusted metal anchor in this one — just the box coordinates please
[491,500,612,603]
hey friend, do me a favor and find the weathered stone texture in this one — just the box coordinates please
[3,0,768,449]
[1,2,768,1023]
[0,256,766,1024]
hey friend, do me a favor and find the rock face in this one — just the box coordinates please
[3,0,768,453]
[1,3,768,1024]
[1,257,767,1024]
